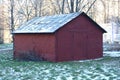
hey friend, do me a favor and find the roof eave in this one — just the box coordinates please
[12,31,54,34]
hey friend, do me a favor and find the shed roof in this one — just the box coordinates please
[13,12,80,33]
[13,12,106,33]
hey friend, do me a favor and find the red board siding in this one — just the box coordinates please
[87,33,103,59]
[14,34,56,61]
[55,14,103,62]
[73,32,87,60]
[55,31,73,61]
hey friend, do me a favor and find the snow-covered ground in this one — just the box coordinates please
[0,64,119,80]
[0,51,120,80]
[104,51,120,57]
[0,43,13,49]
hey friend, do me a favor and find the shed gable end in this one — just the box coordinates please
[80,13,106,33]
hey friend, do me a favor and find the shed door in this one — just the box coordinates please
[73,32,87,60]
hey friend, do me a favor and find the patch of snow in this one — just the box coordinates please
[76,58,103,62]
[0,48,12,51]
[44,70,50,73]
[104,51,120,57]
[66,76,73,80]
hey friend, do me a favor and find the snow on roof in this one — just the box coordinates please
[13,12,81,33]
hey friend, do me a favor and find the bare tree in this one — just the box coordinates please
[49,0,63,14]
[0,8,4,43]
[118,0,120,18]
[10,0,14,32]
[19,0,33,21]
[31,0,43,17]
[86,0,97,14]
[50,0,97,14]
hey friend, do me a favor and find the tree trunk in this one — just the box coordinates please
[62,0,65,14]
[86,0,97,14]
[10,0,14,32]
[70,0,74,13]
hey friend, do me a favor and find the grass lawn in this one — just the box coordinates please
[0,50,120,80]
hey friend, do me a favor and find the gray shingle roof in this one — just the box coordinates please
[13,12,81,33]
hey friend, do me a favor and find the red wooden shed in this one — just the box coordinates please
[13,12,106,62]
